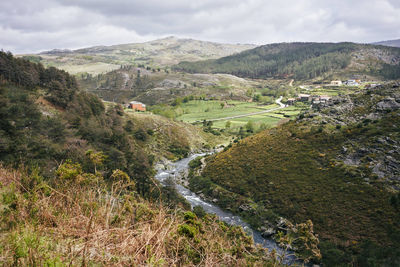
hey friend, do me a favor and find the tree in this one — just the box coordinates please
[238,127,245,138]
[253,94,261,102]
[135,70,141,88]
[245,121,254,133]
[86,150,107,173]
[172,97,182,106]
[225,121,231,129]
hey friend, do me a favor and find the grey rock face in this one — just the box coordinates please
[158,79,186,88]
[376,97,400,111]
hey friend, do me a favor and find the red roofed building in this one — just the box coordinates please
[129,101,146,111]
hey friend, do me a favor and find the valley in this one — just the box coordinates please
[2,35,400,266]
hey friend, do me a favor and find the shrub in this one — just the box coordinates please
[193,206,206,218]
[134,128,147,141]
[56,161,82,181]
[177,224,198,238]
[188,157,202,169]
[146,129,154,136]
[183,211,197,221]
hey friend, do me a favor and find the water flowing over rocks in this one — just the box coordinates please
[155,153,298,265]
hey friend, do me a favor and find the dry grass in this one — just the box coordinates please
[0,165,277,266]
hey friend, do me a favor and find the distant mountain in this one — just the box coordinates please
[174,42,400,80]
[21,37,256,75]
[73,36,256,62]
[372,39,400,48]
[40,48,73,54]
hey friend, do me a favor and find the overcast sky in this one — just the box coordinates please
[1,0,399,54]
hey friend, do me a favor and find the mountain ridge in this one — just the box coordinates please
[372,38,400,48]
[174,42,400,80]
[38,36,256,55]
[21,37,257,75]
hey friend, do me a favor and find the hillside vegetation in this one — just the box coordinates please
[78,65,259,105]
[190,83,400,266]
[174,42,400,80]
[0,51,284,265]
[0,162,276,266]
[0,50,218,184]
[0,51,155,196]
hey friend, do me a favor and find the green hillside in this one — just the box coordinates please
[0,51,281,265]
[174,42,400,80]
[0,50,222,189]
[190,83,400,265]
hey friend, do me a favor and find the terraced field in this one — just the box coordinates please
[176,100,303,129]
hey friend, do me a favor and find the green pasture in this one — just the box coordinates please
[176,100,278,122]
[176,100,303,130]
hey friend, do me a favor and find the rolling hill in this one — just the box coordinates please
[78,65,262,105]
[373,39,400,48]
[174,42,400,80]
[20,37,256,75]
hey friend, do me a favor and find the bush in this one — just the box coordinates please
[168,144,190,158]
[193,206,206,218]
[146,129,154,136]
[188,157,202,169]
[134,129,147,141]
[183,211,197,221]
[178,224,198,238]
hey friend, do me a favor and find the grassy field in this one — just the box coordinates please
[296,84,364,97]
[176,100,303,130]
[212,114,282,129]
[177,100,278,121]
[55,62,121,75]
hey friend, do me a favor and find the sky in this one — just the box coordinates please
[1,0,399,54]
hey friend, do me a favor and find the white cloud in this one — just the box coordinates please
[0,24,156,54]
[0,0,399,53]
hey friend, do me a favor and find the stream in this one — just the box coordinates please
[155,153,298,265]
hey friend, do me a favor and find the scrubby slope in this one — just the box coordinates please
[192,83,400,265]
[123,111,226,160]
[79,66,257,105]
[0,51,155,195]
[0,165,274,266]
